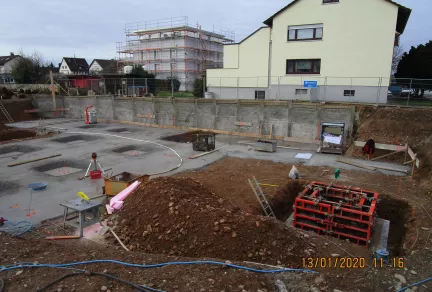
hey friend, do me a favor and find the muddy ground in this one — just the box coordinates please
[1,157,430,291]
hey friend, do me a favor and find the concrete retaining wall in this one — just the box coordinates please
[33,95,355,143]
[208,85,388,104]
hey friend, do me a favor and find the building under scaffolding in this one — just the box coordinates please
[116,16,234,91]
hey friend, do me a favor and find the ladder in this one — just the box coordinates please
[0,101,14,123]
[248,176,276,218]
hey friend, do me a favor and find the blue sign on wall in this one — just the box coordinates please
[304,80,318,88]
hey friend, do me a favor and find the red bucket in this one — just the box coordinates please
[90,170,102,179]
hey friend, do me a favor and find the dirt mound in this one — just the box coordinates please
[352,106,432,182]
[0,99,36,123]
[0,126,36,142]
[116,177,314,266]
[356,106,432,147]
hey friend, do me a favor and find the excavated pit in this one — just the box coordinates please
[268,180,306,221]
[376,195,412,256]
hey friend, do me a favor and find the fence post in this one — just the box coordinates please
[171,78,174,97]
[219,78,222,98]
[145,78,148,95]
[350,77,353,104]
[49,70,56,110]
[237,77,239,99]
[407,79,413,106]
[277,77,281,100]
[203,77,206,98]
[375,77,381,105]
[324,77,327,101]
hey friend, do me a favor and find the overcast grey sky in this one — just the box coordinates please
[0,0,429,65]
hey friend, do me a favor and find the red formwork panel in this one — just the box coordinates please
[293,181,378,246]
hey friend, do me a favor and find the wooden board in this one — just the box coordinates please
[407,147,421,168]
[355,141,407,152]
[336,158,377,171]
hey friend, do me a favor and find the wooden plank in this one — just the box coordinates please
[110,229,130,251]
[407,147,421,168]
[371,150,405,161]
[8,154,62,167]
[363,164,409,174]
[336,158,377,171]
[403,159,415,165]
[45,236,81,240]
[234,121,253,127]
[105,204,112,215]
[355,141,407,151]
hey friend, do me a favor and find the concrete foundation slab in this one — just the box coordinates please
[44,167,83,177]
[76,124,108,129]
[52,135,101,143]
[66,140,87,145]
[0,181,21,197]
[122,150,146,156]
[106,128,139,133]
[0,145,41,155]
[0,151,23,159]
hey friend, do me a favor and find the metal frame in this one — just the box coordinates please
[293,181,378,246]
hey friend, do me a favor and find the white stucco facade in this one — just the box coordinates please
[89,61,103,73]
[207,0,410,103]
[59,59,72,75]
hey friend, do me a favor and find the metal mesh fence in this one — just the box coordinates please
[206,76,432,107]
[55,77,196,98]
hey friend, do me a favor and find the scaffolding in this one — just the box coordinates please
[116,16,235,91]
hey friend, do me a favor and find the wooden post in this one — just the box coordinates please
[411,154,417,179]
[50,70,56,110]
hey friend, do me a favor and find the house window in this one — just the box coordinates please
[255,91,265,100]
[288,24,323,41]
[344,90,355,96]
[323,0,339,3]
[295,89,308,95]
[286,59,321,74]
[154,51,157,60]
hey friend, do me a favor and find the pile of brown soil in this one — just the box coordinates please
[0,99,36,123]
[0,126,36,142]
[350,106,432,183]
[116,177,315,266]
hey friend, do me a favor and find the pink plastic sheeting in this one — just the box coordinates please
[109,180,141,211]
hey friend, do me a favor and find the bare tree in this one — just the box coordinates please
[392,46,404,74]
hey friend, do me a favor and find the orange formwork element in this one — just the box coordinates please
[293,181,378,246]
